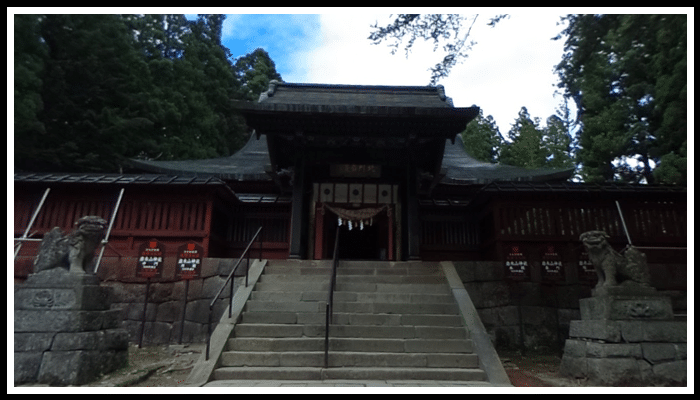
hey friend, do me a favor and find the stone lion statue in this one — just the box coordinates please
[33,216,107,274]
[580,230,651,289]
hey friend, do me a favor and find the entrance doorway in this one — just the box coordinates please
[317,204,392,260]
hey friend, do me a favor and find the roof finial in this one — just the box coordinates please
[258,80,281,102]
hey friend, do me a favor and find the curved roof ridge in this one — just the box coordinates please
[441,133,575,184]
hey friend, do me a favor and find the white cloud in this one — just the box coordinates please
[294,14,439,86]
[288,12,569,134]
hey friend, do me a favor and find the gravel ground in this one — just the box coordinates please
[82,343,205,388]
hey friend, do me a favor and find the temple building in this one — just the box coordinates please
[128,82,578,262]
[15,82,686,276]
[14,82,686,350]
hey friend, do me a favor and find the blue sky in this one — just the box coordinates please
[187,11,574,136]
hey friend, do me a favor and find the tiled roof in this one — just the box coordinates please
[233,82,479,121]
[13,173,228,186]
[128,133,271,181]
[129,83,573,184]
[440,134,575,184]
[259,81,455,107]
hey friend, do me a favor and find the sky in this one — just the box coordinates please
[191,10,574,136]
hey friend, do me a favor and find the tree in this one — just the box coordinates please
[14,14,283,173]
[14,15,47,167]
[555,14,687,184]
[460,109,501,163]
[368,14,507,85]
[26,14,154,172]
[233,48,284,101]
[500,107,547,169]
[542,115,575,169]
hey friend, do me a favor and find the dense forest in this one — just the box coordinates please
[14,14,282,173]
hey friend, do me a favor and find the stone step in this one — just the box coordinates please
[265,259,441,270]
[220,351,479,368]
[250,290,455,304]
[212,366,486,382]
[263,265,444,276]
[243,300,459,315]
[321,367,486,382]
[233,323,467,340]
[227,337,474,353]
[240,311,464,327]
[254,281,452,294]
[202,260,491,386]
[258,274,446,285]
[244,300,325,313]
[213,366,322,381]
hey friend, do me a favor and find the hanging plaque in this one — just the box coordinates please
[136,239,165,279]
[505,245,529,280]
[330,164,381,178]
[176,242,203,280]
[541,244,564,281]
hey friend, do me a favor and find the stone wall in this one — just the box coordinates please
[14,270,129,385]
[452,261,686,353]
[98,257,251,346]
[43,256,682,350]
[559,287,687,386]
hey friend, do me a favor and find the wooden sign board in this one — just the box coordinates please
[541,244,564,281]
[505,245,529,280]
[176,242,203,280]
[136,239,165,279]
[578,251,597,281]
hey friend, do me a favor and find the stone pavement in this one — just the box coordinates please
[204,379,496,387]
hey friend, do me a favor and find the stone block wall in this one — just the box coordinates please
[452,261,685,353]
[98,257,251,346]
[559,290,687,386]
[14,270,129,385]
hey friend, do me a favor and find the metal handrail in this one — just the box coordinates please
[14,188,51,259]
[206,226,263,360]
[324,225,341,369]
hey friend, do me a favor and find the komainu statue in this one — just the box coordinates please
[33,216,107,274]
[580,230,651,289]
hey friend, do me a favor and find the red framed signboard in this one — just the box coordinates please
[176,242,203,280]
[136,239,165,279]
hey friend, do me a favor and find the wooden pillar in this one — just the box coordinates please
[202,199,213,256]
[314,205,325,260]
[387,206,394,261]
[289,159,306,259]
[406,164,421,260]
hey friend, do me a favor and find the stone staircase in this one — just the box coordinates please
[206,260,489,384]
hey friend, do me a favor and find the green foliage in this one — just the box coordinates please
[497,107,575,170]
[14,15,48,165]
[233,48,284,101]
[461,109,501,163]
[653,140,686,185]
[500,107,547,169]
[543,115,575,169]
[14,14,283,173]
[555,14,687,184]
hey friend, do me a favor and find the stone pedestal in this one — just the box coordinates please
[560,285,686,386]
[14,269,128,386]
